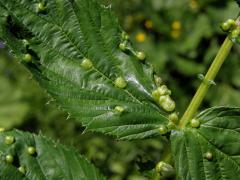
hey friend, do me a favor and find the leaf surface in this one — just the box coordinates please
[171,107,240,180]
[0,129,105,180]
[0,0,171,140]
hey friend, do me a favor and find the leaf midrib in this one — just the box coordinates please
[196,130,240,169]
[3,1,145,106]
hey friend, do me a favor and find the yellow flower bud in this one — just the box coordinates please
[145,20,153,29]
[172,21,181,31]
[135,32,146,42]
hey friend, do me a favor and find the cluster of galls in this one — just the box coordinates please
[151,76,179,134]
[2,132,37,175]
[152,85,175,112]
[21,2,47,63]
[116,32,147,93]
[221,19,240,43]
[119,32,146,61]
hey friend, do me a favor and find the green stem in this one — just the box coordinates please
[179,36,233,128]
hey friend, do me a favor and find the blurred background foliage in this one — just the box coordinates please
[0,0,240,179]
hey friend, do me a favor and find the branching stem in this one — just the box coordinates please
[179,36,233,128]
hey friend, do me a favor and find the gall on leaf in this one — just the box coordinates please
[5,155,14,164]
[18,166,26,174]
[27,146,36,155]
[5,136,15,145]
[0,0,172,140]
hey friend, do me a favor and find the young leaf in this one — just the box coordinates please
[171,107,240,179]
[0,129,105,180]
[0,0,171,140]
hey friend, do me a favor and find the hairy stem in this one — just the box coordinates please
[179,36,233,128]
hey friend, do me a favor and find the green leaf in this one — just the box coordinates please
[171,107,240,180]
[0,129,105,180]
[0,0,171,140]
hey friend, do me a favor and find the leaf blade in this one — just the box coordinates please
[171,107,240,180]
[0,129,105,180]
[0,0,172,139]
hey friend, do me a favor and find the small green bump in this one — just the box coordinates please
[167,122,176,130]
[5,155,14,164]
[27,146,36,155]
[18,166,26,174]
[169,112,179,124]
[0,127,5,132]
[115,77,127,89]
[152,90,161,101]
[5,136,15,145]
[158,85,171,96]
[37,3,46,12]
[226,19,236,27]
[154,75,162,86]
[22,39,29,46]
[156,161,174,175]
[136,51,146,61]
[81,58,93,70]
[231,28,240,39]
[190,119,200,128]
[204,151,213,161]
[23,54,32,63]
[221,22,231,32]
[158,125,168,135]
[156,161,164,173]
[121,32,129,40]
[159,95,168,104]
[119,43,127,51]
[159,95,176,112]
[114,106,125,113]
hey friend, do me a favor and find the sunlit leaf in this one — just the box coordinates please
[0,0,173,140]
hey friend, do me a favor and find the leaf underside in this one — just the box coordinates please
[0,0,169,140]
[171,107,240,180]
[0,129,105,180]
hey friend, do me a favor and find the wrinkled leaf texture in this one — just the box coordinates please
[0,0,169,140]
[0,129,105,180]
[171,107,240,180]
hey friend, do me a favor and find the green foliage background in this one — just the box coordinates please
[0,0,239,179]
